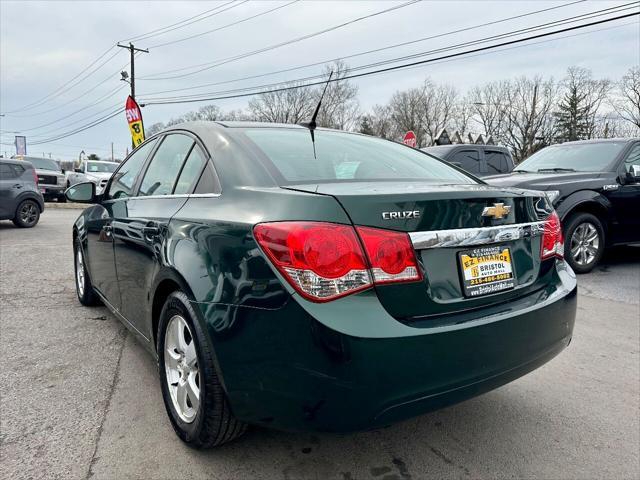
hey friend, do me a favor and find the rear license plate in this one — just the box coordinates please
[459,246,515,297]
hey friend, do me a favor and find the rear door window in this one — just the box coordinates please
[138,134,194,197]
[174,146,207,194]
[485,150,510,174]
[0,163,16,179]
[450,150,481,174]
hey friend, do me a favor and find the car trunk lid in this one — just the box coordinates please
[284,181,553,320]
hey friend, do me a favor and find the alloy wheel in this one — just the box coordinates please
[76,249,85,297]
[164,315,200,423]
[570,222,600,267]
[20,202,38,225]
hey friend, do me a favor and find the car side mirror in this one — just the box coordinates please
[65,181,98,203]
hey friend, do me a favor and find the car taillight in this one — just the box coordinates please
[32,169,38,186]
[355,226,422,284]
[254,222,372,302]
[541,211,564,260]
[254,222,423,302]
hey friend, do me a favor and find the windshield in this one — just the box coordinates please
[516,142,627,172]
[87,161,117,173]
[244,129,474,185]
[25,157,61,172]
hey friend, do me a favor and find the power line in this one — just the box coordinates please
[139,0,422,80]
[1,2,245,116]
[119,0,244,43]
[28,108,125,145]
[148,0,301,49]
[4,57,130,119]
[2,48,123,115]
[138,0,591,98]
[11,6,638,146]
[17,85,127,133]
[139,1,630,101]
[139,8,639,103]
[141,11,639,106]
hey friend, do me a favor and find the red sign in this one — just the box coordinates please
[403,130,417,148]
[125,96,145,147]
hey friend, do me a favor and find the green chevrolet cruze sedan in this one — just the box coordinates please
[66,122,577,448]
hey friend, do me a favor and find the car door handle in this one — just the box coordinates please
[13,183,23,189]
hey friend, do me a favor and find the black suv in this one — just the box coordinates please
[422,144,515,176]
[0,158,45,227]
[486,138,640,273]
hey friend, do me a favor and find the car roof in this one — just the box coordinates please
[559,138,639,145]
[0,158,33,167]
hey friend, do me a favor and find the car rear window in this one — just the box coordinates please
[244,129,474,184]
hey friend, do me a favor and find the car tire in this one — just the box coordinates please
[157,291,247,448]
[12,199,40,228]
[74,238,101,306]
[563,212,605,274]
[58,194,66,203]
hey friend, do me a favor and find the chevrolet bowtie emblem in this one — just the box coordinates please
[482,203,511,220]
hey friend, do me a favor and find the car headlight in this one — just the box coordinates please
[545,190,561,205]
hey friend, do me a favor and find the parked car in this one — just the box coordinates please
[66,160,117,193]
[422,144,515,176]
[67,122,576,448]
[0,158,45,227]
[485,138,640,273]
[15,156,66,201]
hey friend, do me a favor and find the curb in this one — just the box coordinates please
[44,202,87,210]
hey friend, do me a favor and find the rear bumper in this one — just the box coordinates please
[197,261,577,432]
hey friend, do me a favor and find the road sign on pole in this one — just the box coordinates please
[403,131,417,148]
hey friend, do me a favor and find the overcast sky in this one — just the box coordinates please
[0,0,638,160]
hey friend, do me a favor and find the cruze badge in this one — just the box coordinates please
[382,210,420,220]
[482,203,511,220]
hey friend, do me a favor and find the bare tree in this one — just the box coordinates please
[555,66,611,141]
[468,81,511,141]
[612,65,640,129]
[248,81,316,124]
[388,87,426,145]
[314,61,360,130]
[502,76,558,162]
[361,104,395,139]
[592,113,640,138]
[449,95,473,139]
[421,79,458,144]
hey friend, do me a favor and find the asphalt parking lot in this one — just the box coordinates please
[1,208,638,480]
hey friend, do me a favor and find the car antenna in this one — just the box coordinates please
[299,70,334,159]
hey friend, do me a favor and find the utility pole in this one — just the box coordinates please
[111,142,114,162]
[117,43,149,100]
